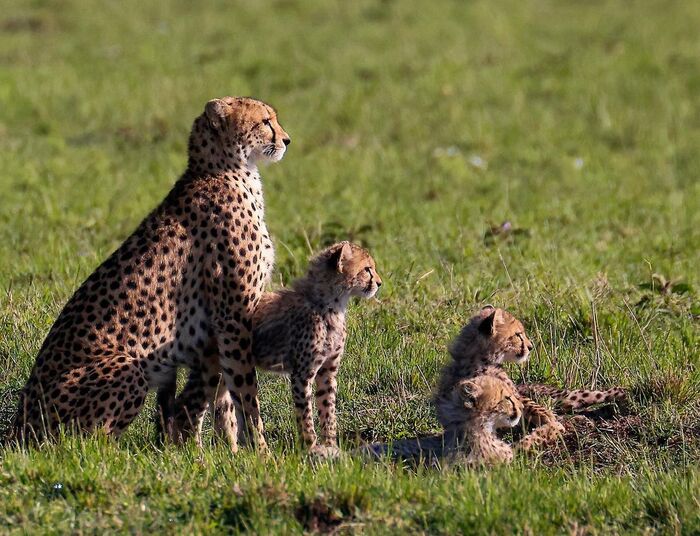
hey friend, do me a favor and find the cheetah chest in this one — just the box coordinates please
[322,318,346,362]
[244,175,274,286]
[259,222,274,285]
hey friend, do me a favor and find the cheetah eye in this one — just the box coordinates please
[365,267,372,275]
[262,119,272,128]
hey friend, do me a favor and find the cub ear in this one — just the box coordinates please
[456,380,481,409]
[327,241,353,273]
[478,309,497,336]
[204,99,230,131]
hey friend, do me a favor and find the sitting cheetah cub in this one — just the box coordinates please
[435,306,565,449]
[360,374,523,466]
[161,241,382,457]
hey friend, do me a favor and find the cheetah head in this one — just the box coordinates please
[450,306,534,364]
[308,241,382,302]
[456,375,523,430]
[204,96,290,165]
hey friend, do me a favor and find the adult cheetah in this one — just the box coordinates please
[12,97,290,451]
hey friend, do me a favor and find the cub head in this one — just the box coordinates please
[202,96,290,164]
[306,241,382,301]
[450,306,533,364]
[455,375,523,429]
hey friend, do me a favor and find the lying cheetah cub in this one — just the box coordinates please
[360,374,523,466]
[435,306,565,449]
[161,241,381,457]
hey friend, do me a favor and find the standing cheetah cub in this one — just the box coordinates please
[12,96,289,448]
[360,374,523,466]
[435,306,565,449]
[162,241,382,457]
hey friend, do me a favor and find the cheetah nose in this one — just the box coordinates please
[527,343,534,351]
[283,138,291,146]
[376,280,382,287]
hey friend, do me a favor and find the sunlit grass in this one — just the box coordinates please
[1,0,699,532]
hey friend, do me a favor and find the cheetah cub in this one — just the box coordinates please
[360,374,523,466]
[163,241,382,457]
[435,306,565,450]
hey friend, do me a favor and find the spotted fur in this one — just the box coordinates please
[359,374,523,466]
[513,384,627,451]
[12,97,290,451]
[159,241,381,456]
[517,384,627,412]
[434,306,565,450]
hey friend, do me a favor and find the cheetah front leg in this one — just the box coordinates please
[171,369,209,448]
[290,338,338,458]
[519,395,560,427]
[314,354,341,452]
[516,422,564,452]
[214,323,267,453]
[167,359,239,452]
[155,378,177,445]
[291,369,318,450]
[187,350,239,451]
[517,395,565,452]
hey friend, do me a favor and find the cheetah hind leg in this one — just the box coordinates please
[61,354,149,437]
[170,368,211,448]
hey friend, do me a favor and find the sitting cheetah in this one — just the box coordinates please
[159,241,382,457]
[434,306,565,451]
[359,374,523,466]
[12,96,290,450]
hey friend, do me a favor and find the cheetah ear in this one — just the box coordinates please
[205,99,230,131]
[457,380,481,409]
[327,242,353,273]
[478,309,497,336]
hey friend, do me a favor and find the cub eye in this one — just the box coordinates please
[365,267,372,274]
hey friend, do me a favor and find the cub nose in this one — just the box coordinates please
[283,138,291,146]
[376,280,382,287]
[527,342,534,351]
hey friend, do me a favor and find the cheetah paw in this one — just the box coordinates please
[309,444,341,460]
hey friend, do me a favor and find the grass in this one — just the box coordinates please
[1,0,699,532]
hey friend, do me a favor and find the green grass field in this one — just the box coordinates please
[1,0,699,532]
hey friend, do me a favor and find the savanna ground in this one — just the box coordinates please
[1,0,699,533]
